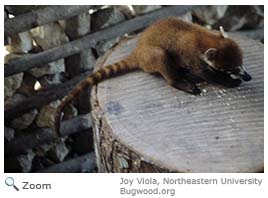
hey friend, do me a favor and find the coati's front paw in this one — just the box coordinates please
[191,86,202,95]
[172,80,201,95]
[225,78,242,88]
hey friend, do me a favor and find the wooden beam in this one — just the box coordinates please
[234,28,264,41]
[5,70,92,121]
[4,5,92,36]
[4,5,200,77]
[5,113,92,156]
[37,152,96,173]
[5,47,109,121]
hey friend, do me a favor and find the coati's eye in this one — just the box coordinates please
[227,68,240,74]
[232,68,241,74]
[221,67,240,74]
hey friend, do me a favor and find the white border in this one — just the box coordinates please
[1,1,266,198]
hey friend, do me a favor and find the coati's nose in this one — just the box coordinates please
[241,72,252,81]
[239,66,252,81]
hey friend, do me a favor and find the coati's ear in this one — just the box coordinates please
[219,26,228,38]
[204,48,217,61]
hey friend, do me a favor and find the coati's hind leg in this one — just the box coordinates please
[137,46,201,95]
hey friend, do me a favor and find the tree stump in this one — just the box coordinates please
[91,35,263,173]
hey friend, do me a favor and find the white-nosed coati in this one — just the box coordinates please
[54,17,252,136]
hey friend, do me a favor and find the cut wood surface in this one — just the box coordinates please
[91,35,263,173]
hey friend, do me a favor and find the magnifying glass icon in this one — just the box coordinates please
[5,177,19,191]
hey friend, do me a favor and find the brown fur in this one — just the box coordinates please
[54,17,247,136]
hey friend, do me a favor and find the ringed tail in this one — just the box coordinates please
[54,58,138,137]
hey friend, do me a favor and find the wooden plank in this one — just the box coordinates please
[4,5,92,36]
[4,70,92,121]
[91,35,264,172]
[234,28,264,41]
[36,152,96,173]
[64,11,93,114]
[4,46,111,121]
[5,113,92,156]
[4,5,200,77]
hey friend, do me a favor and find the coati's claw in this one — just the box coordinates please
[191,87,201,95]
[171,80,200,95]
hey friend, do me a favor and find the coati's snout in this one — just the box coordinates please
[229,66,252,82]
[241,71,252,81]
[201,39,252,82]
